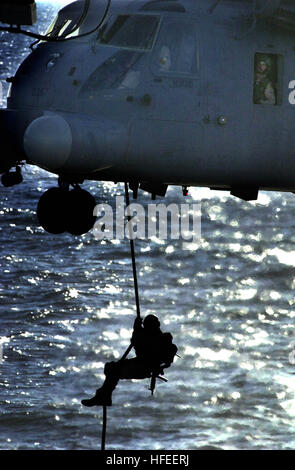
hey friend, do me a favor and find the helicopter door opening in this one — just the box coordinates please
[250,52,286,174]
[253,53,283,106]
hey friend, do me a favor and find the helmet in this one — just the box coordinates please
[143,314,160,330]
[257,55,272,71]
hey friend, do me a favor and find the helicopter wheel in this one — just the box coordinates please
[65,186,97,236]
[37,187,69,234]
[37,186,97,235]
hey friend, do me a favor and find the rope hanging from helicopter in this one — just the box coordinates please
[119,183,142,360]
[0,0,111,42]
[100,182,142,451]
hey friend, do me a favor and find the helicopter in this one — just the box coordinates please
[1,0,295,235]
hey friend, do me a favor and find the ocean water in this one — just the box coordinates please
[1,2,295,451]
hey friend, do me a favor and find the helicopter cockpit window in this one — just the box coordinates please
[45,2,90,38]
[97,15,160,50]
[152,21,198,75]
[46,13,80,38]
[253,53,279,105]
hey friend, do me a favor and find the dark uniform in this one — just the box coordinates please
[81,314,177,406]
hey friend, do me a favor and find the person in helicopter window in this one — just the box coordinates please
[81,314,178,406]
[158,45,171,71]
[253,55,276,105]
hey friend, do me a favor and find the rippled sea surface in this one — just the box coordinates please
[1,2,295,451]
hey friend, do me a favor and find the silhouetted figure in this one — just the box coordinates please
[81,314,178,406]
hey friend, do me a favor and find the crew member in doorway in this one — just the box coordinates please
[253,55,276,105]
[81,314,178,406]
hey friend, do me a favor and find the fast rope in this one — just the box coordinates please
[101,182,141,451]
[123,182,141,318]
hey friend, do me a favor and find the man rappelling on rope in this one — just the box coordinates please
[81,314,178,407]
[82,184,177,408]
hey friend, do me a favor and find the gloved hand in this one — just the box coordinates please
[131,317,142,345]
[133,317,142,330]
[151,365,165,377]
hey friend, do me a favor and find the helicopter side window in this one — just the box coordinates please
[253,53,280,105]
[152,21,198,75]
[97,15,160,50]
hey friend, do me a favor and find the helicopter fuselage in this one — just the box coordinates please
[2,0,295,196]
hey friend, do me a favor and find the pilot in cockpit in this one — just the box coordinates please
[158,45,171,71]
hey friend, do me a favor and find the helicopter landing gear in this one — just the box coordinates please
[65,186,97,236]
[37,183,96,235]
[1,166,23,187]
[37,186,68,234]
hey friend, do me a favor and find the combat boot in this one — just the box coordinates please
[81,387,112,407]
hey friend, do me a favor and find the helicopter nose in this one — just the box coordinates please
[23,115,72,171]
